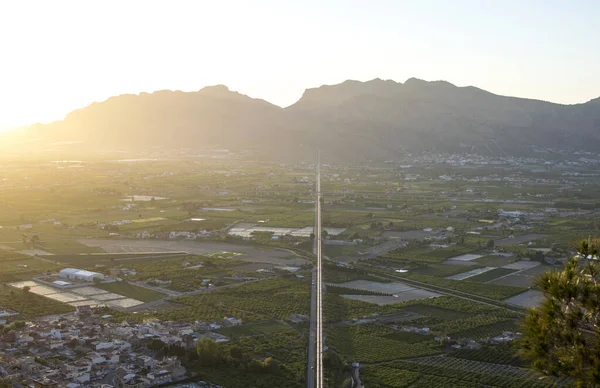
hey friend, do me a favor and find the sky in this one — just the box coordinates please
[1,0,599,132]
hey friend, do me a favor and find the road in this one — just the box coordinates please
[307,152,324,388]
[306,269,317,388]
[364,269,526,314]
[316,152,324,388]
[353,363,363,388]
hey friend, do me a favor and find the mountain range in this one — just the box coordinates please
[5,78,600,161]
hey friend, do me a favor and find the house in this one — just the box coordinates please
[71,372,91,384]
[95,341,114,350]
[19,357,40,373]
[76,305,93,315]
[224,317,242,326]
[136,355,156,369]
[119,374,146,388]
[465,341,482,350]
[87,353,107,365]
[107,352,121,365]
[33,378,59,388]
[158,357,187,379]
[147,369,171,385]
[95,339,131,351]
[65,361,92,374]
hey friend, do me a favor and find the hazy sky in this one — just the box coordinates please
[1,0,599,131]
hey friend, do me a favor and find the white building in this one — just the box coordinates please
[59,268,105,282]
[498,209,526,218]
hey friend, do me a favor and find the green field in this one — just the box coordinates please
[402,304,473,321]
[0,250,61,283]
[0,285,75,318]
[48,252,187,268]
[327,324,442,363]
[467,268,517,283]
[174,277,311,322]
[123,255,249,292]
[194,329,307,388]
[474,255,516,267]
[97,281,166,302]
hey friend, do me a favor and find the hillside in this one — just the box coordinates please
[4,79,600,160]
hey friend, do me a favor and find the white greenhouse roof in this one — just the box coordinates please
[60,268,103,277]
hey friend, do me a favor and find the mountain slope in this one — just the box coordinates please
[5,79,600,160]
[286,78,600,157]
[22,85,285,150]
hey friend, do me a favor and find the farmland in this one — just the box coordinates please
[215,321,289,338]
[0,150,597,387]
[0,285,75,318]
[173,276,311,322]
[326,324,442,362]
[467,268,517,283]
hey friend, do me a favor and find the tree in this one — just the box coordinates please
[147,339,166,352]
[67,338,79,348]
[439,337,450,347]
[248,359,264,373]
[264,357,280,375]
[532,250,545,262]
[519,238,600,386]
[21,235,29,249]
[196,337,221,367]
[30,235,40,247]
[486,239,495,249]
[342,377,353,388]
[22,286,30,293]
[229,346,244,360]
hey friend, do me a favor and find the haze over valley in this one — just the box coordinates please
[2,1,600,387]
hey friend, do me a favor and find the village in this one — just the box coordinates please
[0,304,243,388]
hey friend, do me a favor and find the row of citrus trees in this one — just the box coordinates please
[175,276,311,321]
[374,360,561,388]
